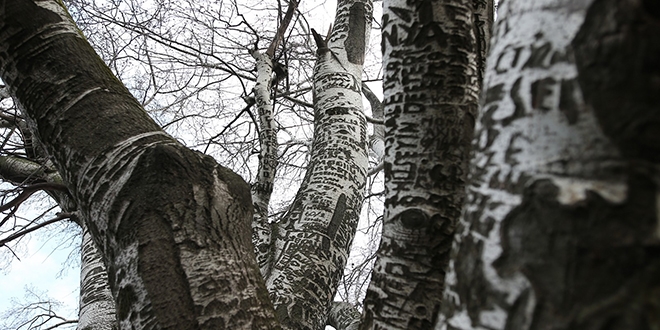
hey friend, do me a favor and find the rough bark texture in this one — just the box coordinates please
[264,1,372,329]
[439,0,660,329]
[360,0,480,328]
[472,0,494,84]
[0,1,278,329]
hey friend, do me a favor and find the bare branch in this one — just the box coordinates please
[0,212,74,248]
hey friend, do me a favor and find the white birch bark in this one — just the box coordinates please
[264,0,373,328]
[78,227,117,330]
[439,0,660,329]
[251,50,279,279]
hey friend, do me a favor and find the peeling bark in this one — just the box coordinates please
[0,1,278,328]
[361,0,480,328]
[439,0,660,329]
[264,1,372,329]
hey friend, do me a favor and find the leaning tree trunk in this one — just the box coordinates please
[0,1,279,329]
[360,0,484,328]
[439,0,660,329]
[262,0,372,329]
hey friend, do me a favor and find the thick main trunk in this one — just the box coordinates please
[439,0,660,329]
[0,1,278,328]
[264,1,372,329]
[360,0,481,328]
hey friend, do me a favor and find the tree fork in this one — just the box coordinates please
[0,1,278,328]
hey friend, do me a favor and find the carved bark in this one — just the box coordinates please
[327,301,361,330]
[251,50,279,279]
[439,0,660,329]
[0,1,278,328]
[264,1,372,329]
[360,0,481,328]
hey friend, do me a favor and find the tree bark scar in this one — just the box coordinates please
[345,2,366,65]
[572,0,660,162]
[326,193,347,250]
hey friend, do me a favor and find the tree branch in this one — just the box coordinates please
[0,212,74,248]
[0,183,68,213]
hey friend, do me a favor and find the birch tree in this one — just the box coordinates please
[360,0,488,328]
[439,0,660,328]
[8,0,657,329]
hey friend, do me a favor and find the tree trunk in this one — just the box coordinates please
[439,0,660,329]
[251,50,280,279]
[0,1,278,328]
[263,0,372,328]
[78,227,117,330]
[360,0,482,328]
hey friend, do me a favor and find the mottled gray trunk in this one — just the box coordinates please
[264,0,372,329]
[360,0,482,328]
[439,0,660,329]
[0,1,278,328]
[78,227,117,330]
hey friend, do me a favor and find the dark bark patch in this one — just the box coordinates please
[558,79,580,124]
[573,0,660,162]
[495,177,660,328]
[396,209,429,230]
[327,193,347,241]
[117,285,137,321]
[345,2,366,65]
